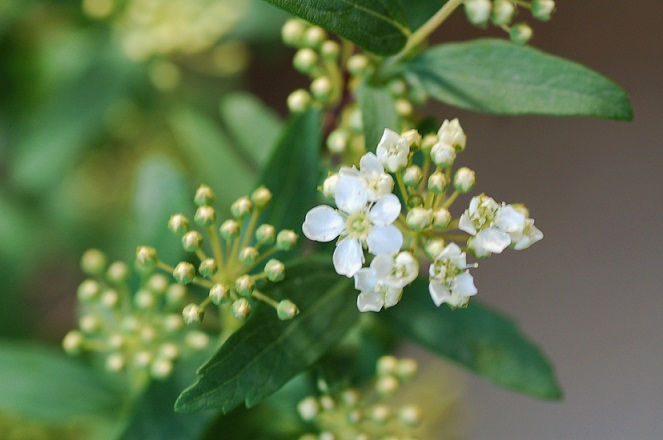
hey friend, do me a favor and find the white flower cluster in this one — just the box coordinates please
[303,119,543,312]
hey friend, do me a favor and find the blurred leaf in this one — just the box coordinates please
[229,0,290,42]
[174,258,357,413]
[407,39,633,119]
[119,349,219,440]
[358,84,400,152]
[169,107,255,209]
[379,280,563,400]
[0,341,124,421]
[258,108,322,233]
[11,44,135,193]
[130,156,190,263]
[219,92,283,170]
[404,0,448,31]
[259,0,410,55]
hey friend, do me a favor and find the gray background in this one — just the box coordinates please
[427,1,663,439]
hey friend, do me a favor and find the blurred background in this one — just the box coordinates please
[0,0,661,439]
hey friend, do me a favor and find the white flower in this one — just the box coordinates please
[354,252,418,312]
[437,118,467,152]
[459,194,525,256]
[509,218,544,250]
[430,141,456,168]
[302,175,403,277]
[376,129,410,172]
[339,152,394,202]
[429,243,477,307]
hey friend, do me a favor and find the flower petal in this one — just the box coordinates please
[357,292,384,312]
[429,281,451,307]
[368,194,401,226]
[333,238,364,277]
[302,206,344,242]
[367,224,403,255]
[495,205,525,232]
[458,213,476,235]
[354,267,378,292]
[335,175,368,214]
[384,287,402,308]
[475,228,511,253]
[370,254,394,279]
[454,271,478,297]
[359,152,384,175]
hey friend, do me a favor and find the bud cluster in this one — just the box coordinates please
[137,185,300,328]
[297,356,422,440]
[62,249,209,382]
[463,0,556,44]
[305,118,543,311]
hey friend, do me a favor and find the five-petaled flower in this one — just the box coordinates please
[429,243,477,308]
[354,252,418,312]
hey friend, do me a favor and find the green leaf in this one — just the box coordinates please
[219,92,283,170]
[357,83,400,151]
[0,341,123,421]
[407,38,633,120]
[169,107,255,208]
[174,258,357,413]
[404,0,448,31]
[260,0,410,55]
[258,108,322,233]
[379,280,562,400]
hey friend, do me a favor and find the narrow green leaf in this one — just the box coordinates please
[379,280,563,400]
[169,107,255,208]
[407,39,633,120]
[258,108,322,233]
[174,258,357,413]
[260,0,410,55]
[0,341,123,421]
[219,92,283,170]
[357,83,400,152]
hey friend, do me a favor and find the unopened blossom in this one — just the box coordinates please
[376,129,410,172]
[429,243,477,307]
[339,152,394,202]
[354,252,418,312]
[303,175,403,277]
[437,118,467,152]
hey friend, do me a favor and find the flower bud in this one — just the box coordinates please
[199,258,218,278]
[465,0,492,25]
[81,249,107,276]
[427,171,448,194]
[231,197,253,219]
[348,108,363,132]
[341,389,360,406]
[105,353,125,372]
[287,89,312,113]
[77,279,101,302]
[510,22,533,45]
[401,129,422,150]
[173,262,195,285]
[406,208,433,231]
[421,133,438,152]
[235,275,255,297]
[79,315,101,333]
[250,186,272,208]
[133,351,152,369]
[167,213,189,235]
[425,239,446,260]
[326,129,348,154]
[532,0,555,21]
[454,167,476,193]
[158,343,179,360]
[264,259,285,282]
[182,230,203,252]
[438,118,467,152]
[320,40,340,59]
[298,397,320,420]
[376,375,400,396]
[220,219,240,240]
[304,26,326,48]
[166,284,186,305]
[377,355,398,376]
[239,247,259,265]
[255,224,276,245]
[399,405,422,427]
[150,358,173,380]
[388,79,407,97]
[322,173,339,198]
[136,246,158,269]
[62,331,84,354]
[134,289,155,309]
[194,206,216,227]
[162,314,184,332]
[147,274,168,294]
[194,184,215,206]
[311,76,333,102]
[182,303,204,324]
[492,0,516,25]
[107,334,124,349]
[185,331,210,350]
[430,142,456,168]
[347,54,370,76]
[281,19,306,46]
[209,284,229,305]
[370,404,391,424]
[232,298,252,320]
[319,396,335,410]
[432,208,452,229]
[140,326,156,343]
[293,48,318,73]
[394,98,413,117]
[100,289,119,308]
[277,299,299,320]
[106,262,129,284]
[403,165,424,187]
[276,230,298,250]
[397,358,418,380]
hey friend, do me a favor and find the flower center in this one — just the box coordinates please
[345,212,371,239]
[431,260,458,286]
